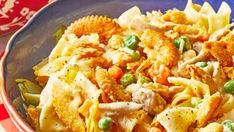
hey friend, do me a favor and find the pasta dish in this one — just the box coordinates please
[15,0,234,131]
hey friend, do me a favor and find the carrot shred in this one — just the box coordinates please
[108,65,123,82]
[79,99,93,118]
[148,63,171,84]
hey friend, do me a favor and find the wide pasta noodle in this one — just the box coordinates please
[184,0,231,34]
[214,93,234,117]
[34,56,71,76]
[168,77,210,98]
[38,76,69,131]
[157,107,197,132]
[171,92,192,106]
[208,2,231,34]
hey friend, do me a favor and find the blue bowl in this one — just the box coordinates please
[1,0,234,131]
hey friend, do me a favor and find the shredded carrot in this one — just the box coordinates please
[108,65,123,82]
[87,100,99,132]
[148,63,171,84]
[79,99,93,118]
[198,34,210,42]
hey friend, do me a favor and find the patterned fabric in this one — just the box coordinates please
[0,100,18,131]
[0,0,49,35]
[0,1,54,131]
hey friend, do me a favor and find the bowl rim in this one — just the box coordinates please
[0,0,62,131]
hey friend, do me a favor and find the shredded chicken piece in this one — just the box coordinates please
[132,87,166,115]
[196,93,222,127]
[188,65,218,94]
[193,42,203,53]
[103,49,133,67]
[99,102,142,113]
[141,29,179,67]
[142,82,169,100]
[65,16,122,43]
[95,68,131,102]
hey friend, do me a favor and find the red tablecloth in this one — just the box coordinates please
[0,0,54,131]
[0,101,18,131]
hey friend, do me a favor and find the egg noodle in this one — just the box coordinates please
[16,0,234,131]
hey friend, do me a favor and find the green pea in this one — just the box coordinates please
[98,117,113,131]
[174,37,185,48]
[191,97,202,108]
[138,76,151,84]
[224,80,234,94]
[124,35,140,50]
[122,47,140,61]
[222,120,234,132]
[173,36,190,51]
[120,73,136,87]
[180,36,189,43]
[195,62,208,68]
